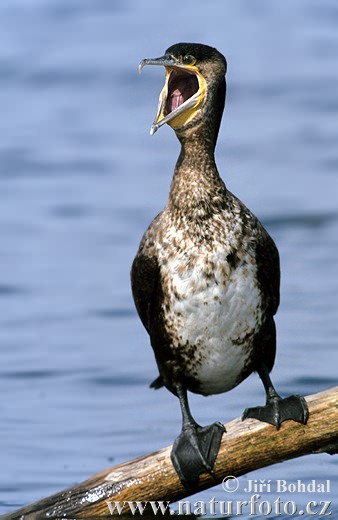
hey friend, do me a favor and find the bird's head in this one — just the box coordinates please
[139,43,227,138]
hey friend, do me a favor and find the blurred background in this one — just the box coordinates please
[0,0,337,516]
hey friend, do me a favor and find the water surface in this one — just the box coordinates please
[1,0,337,517]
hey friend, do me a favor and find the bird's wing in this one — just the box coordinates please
[131,251,165,389]
[130,251,160,335]
[255,227,280,316]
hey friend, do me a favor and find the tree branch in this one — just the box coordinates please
[4,386,338,519]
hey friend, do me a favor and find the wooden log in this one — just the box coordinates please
[4,386,338,519]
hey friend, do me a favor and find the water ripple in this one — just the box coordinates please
[91,308,135,319]
[0,284,29,297]
[263,211,338,230]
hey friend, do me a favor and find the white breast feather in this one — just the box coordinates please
[160,244,263,395]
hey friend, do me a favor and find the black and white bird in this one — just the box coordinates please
[131,43,308,487]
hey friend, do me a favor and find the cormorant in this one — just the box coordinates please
[131,43,308,488]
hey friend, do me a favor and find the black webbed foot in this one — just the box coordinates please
[242,362,309,430]
[172,384,225,488]
[171,421,225,488]
[242,394,309,430]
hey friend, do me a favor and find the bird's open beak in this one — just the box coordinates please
[139,54,206,135]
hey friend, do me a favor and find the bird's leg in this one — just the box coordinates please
[170,385,225,488]
[242,362,309,429]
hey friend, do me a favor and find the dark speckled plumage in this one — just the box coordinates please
[131,43,308,486]
[132,43,279,395]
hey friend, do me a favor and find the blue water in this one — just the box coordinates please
[1,0,337,517]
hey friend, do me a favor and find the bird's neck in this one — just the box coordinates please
[167,125,227,218]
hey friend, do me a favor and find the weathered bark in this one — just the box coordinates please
[4,386,338,519]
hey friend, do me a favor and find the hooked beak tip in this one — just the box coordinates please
[150,124,158,136]
[138,61,145,75]
[138,58,151,75]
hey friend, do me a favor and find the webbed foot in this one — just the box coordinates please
[242,393,309,430]
[171,421,225,488]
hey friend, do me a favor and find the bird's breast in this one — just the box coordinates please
[158,230,264,395]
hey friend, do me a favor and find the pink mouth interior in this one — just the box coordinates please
[164,70,199,116]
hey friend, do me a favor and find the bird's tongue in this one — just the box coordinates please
[169,88,185,112]
[165,72,199,116]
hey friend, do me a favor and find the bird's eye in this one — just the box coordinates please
[183,55,196,66]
